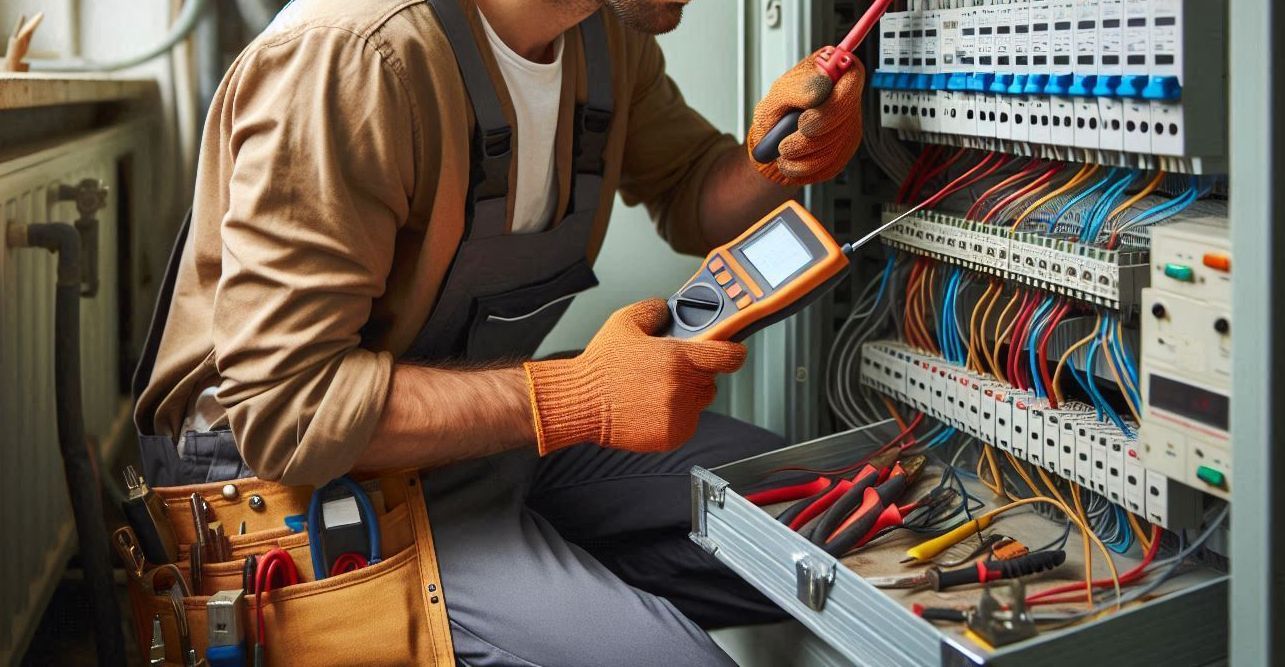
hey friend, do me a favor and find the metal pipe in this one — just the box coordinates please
[14,222,126,667]
[31,0,209,72]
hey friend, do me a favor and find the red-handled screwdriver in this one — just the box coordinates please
[751,0,895,163]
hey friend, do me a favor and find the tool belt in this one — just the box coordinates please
[122,473,454,665]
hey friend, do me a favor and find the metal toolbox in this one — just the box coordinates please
[690,422,1228,666]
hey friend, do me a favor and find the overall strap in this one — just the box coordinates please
[132,209,192,429]
[570,11,614,215]
[428,0,512,239]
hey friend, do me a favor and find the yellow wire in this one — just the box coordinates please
[1003,452,1043,498]
[979,285,1010,377]
[1051,315,1102,405]
[967,282,997,373]
[975,496,1122,609]
[1127,513,1154,553]
[1107,169,1166,231]
[1113,318,1141,396]
[1011,163,1100,232]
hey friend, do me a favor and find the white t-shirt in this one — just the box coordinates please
[479,10,564,234]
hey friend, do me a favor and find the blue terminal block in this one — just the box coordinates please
[894,72,915,90]
[930,73,949,90]
[1116,74,1148,98]
[871,71,894,90]
[1023,73,1049,95]
[990,73,1014,94]
[1068,74,1097,97]
[1092,74,1122,97]
[1141,75,1182,101]
[1043,73,1073,96]
[913,73,932,90]
[947,72,970,91]
[967,73,994,92]
[1009,74,1029,95]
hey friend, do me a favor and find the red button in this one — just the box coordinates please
[709,257,725,272]
[1202,252,1231,272]
[715,271,733,286]
[726,283,743,298]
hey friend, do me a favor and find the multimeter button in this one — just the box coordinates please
[726,283,744,299]
[736,295,753,309]
[708,257,725,272]
[714,271,733,286]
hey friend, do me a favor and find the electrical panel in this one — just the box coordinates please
[860,340,1202,527]
[1137,220,1232,499]
[873,0,1227,172]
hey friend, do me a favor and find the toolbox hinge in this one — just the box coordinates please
[689,466,729,554]
[794,554,836,612]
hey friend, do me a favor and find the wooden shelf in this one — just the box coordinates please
[0,73,156,111]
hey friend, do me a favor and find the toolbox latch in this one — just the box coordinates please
[690,466,729,543]
[794,554,836,612]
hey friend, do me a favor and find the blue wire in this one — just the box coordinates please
[872,255,896,308]
[1084,318,1131,433]
[1025,296,1055,397]
[1081,171,1138,243]
[1105,317,1142,414]
[1126,176,1198,228]
[1048,167,1120,233]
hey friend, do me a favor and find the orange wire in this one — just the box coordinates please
[1011,163,1099,232]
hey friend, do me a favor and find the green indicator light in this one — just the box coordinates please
[1196,465,1226,488]
[1163,263,1194,281]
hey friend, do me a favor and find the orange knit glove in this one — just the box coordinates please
[748,49,865,187]
[523,299,747,456]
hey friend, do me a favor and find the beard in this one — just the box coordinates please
[602,0,686,34]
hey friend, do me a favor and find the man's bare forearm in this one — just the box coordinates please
[354,363,535,473]
[698,146,797,246]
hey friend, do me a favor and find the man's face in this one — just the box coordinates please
[603,0,687,34]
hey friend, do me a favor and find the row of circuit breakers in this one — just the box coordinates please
[861,216,1231,529]
[873,0,1226,172]
[858,1,1234,527]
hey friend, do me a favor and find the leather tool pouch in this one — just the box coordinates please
[124,474,454,665]
[465,259,598,361]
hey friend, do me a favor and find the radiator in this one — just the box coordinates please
[0,122,153,663]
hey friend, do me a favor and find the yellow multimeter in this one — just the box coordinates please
[667,200,851,343]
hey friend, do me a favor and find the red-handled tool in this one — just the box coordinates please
[866,550,1068,592]
[745,476,832,506]
[751,0,894,163]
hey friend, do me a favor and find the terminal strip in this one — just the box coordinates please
[878,205,1150,309]
[858,339,1201,529]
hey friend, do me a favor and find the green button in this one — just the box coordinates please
[1196,465,1226,488]
[1163,263,1194,281]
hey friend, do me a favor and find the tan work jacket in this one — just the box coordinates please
[135,0,738,486]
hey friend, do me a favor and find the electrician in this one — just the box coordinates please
[133,0,863,663]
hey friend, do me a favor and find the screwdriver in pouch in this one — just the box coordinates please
[750,0,894,163]
[866,550,1068,592]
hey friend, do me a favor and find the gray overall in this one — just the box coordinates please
[133,2,786,664]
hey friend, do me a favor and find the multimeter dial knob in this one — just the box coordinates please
[671,283,724,330]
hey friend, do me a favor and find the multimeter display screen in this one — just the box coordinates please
[741,220,813,288]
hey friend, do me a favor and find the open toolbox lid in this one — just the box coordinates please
[690,421,1228,666]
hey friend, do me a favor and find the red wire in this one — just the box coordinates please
[1026,525,1162,606]
[909,148,968,202]
[1037,301,1070,408]
[981,164,1065,225]
[1004,292,1037,390]
[897,147,940,204]
[964,158,1043,221]
[923,152,1015,210]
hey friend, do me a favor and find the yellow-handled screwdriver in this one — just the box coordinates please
[900,516,996,564]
